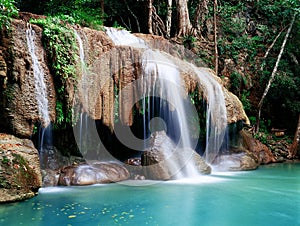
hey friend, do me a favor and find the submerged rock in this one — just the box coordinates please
[0,133,42,203]
[58,161,130,186]
[141,131,211,180]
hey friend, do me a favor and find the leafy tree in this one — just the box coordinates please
[0,0,18,30]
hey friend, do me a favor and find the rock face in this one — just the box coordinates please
[0,133,42,203]
[240,130,277,164]
[0,18,249,138]
[141,131,211,180]
[0,20,56,137]
[58,161,130,186]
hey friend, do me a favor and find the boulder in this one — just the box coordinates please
[214,152,259,171]
[0,133,42,203]
[141,131,211,180]
[240,130,277,164]
[58,161,130,186]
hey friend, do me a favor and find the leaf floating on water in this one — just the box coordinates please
[68,215,76,219]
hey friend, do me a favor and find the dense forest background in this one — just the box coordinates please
[1,0,300,138]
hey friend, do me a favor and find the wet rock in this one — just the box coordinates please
[58,161,130,186]
[0,20,56,137]
[0,133,42,203]
[215,152,259,171]
[141,131,211,180]
[124,157,144,180]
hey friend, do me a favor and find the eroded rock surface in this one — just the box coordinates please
[0,133,42,203]
[0,20,56,137]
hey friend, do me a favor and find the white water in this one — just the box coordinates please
[106,27,228,175]
[141,49,199,177]
[105,27,148,48]
[191,66,227,164]
[106,27,199,177]
[74,30,89,154]
[26,24,50,127]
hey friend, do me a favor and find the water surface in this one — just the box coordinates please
[1,163,299,226]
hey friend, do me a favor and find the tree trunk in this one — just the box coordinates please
[288,114,300,159]
[166,0,173,38]
[148,0,153,34]
[260,28,285,71]
[255,12,296,133]
[176,0,192,37]
[213,0,218,75]
[100,0,105,20]
[192,0,208,36]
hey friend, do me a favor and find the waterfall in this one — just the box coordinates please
[191,66,227,164]
[141,49,199,177]
[105,27,147,48]
[106,27,199,177]
[74,30,88,154]
[26,24,52,153]
[26,24,50,127]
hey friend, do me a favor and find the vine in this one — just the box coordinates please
[30,16,78,128]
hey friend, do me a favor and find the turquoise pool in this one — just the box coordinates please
[1,163,299,226]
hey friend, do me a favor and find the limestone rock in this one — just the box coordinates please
[0,133,42,203]
[142,131,211,180]
[58,161,130,186]
[240,130,277,164]
[0,20,56,137]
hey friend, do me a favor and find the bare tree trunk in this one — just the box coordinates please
[192,0,208,36]
[260,28,285,71]
[288,114,300,159]
[166,0,173,38]
[255,12,296,133]
[148,0,153,34]
[213,0,218,75]
[176,0,192,37]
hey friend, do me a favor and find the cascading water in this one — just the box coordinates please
[191,65,227,164]
[105,27,147,48]
[106,27,199,177]
[141,49,199,177]
[26,24,52,152]
[74,30,88,153]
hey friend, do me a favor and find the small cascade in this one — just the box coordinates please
[26,24,50,127]
[74,30,89,154]
[105,27,147,48]
[26,24,52,152]
[74,30,86,71]
[191,66,227,164]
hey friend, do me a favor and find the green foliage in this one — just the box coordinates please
[30,17,78,128]
[183,35,196,49]
[0,0,18,30]
[1,155,9,164]
[241,90,251,112]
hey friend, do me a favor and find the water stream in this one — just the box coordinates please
[26,25,50,127]
[26,24,52,152]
